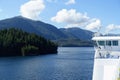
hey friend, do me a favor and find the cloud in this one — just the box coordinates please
[20,0,45,20]
[51,9,89,28]
[86,19,101,30]
[51,9,102,30]
[105,24,120,33]
[65,0,75,5]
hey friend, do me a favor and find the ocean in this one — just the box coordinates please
[0,47,94,80]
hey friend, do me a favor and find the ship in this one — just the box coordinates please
[92,33,120,80]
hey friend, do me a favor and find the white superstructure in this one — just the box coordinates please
[92,34,120,80]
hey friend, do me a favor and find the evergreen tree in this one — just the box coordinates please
[0,28,58,56]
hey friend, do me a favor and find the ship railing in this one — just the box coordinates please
[95,49,120,59]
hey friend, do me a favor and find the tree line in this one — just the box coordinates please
[0,28,58,56]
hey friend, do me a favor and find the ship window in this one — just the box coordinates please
[113,41,118,46]
[106,41,111,46]
[98,41,105,46]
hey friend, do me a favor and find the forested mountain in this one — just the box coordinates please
[0,28,58,56]
[53,39,93,47]
[0,16,67,40]
[0,16,93,40]
[0,16,94,47]
[60,27,93,40]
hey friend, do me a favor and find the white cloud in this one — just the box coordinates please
[20,0,45,20]
[86,19,101,30]
[51,9,89,28]
[65,0,75,5]
[105,24,120,34]
[51,9,102,30]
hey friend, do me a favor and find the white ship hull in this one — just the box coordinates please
[93,59,120,80]
[92,34,120,80]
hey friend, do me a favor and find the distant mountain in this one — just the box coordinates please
[53,39,93,47]
[59,27,93,40]
[0,16,67,40]
[0,16,94,46]
[104,34,120,36]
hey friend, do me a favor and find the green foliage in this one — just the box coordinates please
[0,28,58,56]
[21,45,39,56]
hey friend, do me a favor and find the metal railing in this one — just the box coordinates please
[95,49,120,59]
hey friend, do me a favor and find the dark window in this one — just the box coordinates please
[98,41,105,46]
[113,41,118,46]
[106,41,111,46]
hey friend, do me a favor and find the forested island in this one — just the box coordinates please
[0,28,58,56]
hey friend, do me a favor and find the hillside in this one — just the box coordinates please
[59,27,93,40]
[0,28,58,56]
[0,16,67,40]
[53,39,93,47]
[0,16,94,47]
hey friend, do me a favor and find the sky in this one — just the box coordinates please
[0,0,120,34]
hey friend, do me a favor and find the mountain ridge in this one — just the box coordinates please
[0,16,67,40]
[59,27,93,40]
[0,16,94,46]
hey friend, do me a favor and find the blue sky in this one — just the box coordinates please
[0,0,120,34]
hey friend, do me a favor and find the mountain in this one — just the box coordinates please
[59,27,93,40]
[53,39,93,47]
[104,34,120,36]
[0,16,67,40]
[0,16,94,46]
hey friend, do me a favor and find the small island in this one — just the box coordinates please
[0,28,58,56]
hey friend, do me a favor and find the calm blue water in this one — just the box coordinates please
[0,47,94,80]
